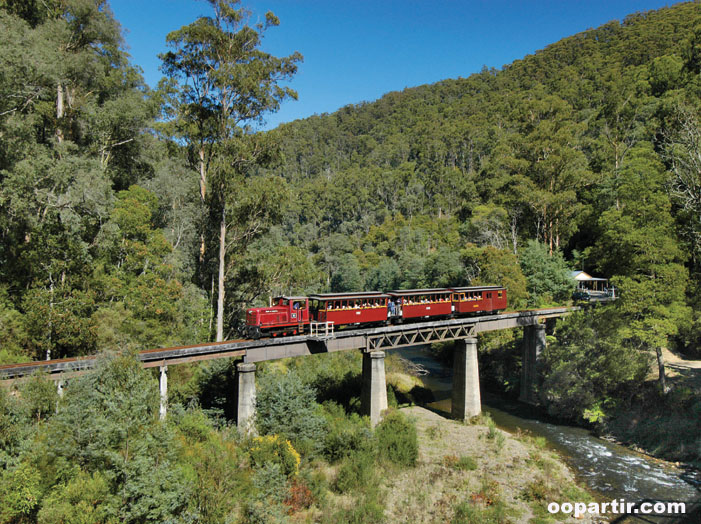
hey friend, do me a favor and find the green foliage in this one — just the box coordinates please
[375,410,418,467]
[251,463,289,504]
[334,450,377,493]
[172,407,244,523]
[464,245,529,309]
[330,253,363,292]
[541,311,649,422]
[20,374,58,423]
[36,470,117,524]
[323,495,385,524]
[36,353,191,522]
[452,499,511,524]
[0,461,42,523]
[519,240,573,307]
[444,455,478,471]
[0,289,31,363]
[320,401,372,462]
[255,369,326,454]
[1,2,701,520]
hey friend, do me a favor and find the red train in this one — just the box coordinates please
[244,286,507,339]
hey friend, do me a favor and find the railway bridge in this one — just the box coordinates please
[0,308,574,429]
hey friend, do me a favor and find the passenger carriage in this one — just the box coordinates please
[450,286,507,314]
[387,289,453,320]
[309,292,389,328]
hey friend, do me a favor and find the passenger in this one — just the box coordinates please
[389,300,396,315]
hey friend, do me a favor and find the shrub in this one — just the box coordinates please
[375,410,418,467]
[456,455,478,471]
[452,499,510,524]
[321,402,372,462]
[256,370,326,454]
[241,500,290,524]
[248,435,301,477]
[284,477,314,513]
[36,470,116,524]
[334,450,376,493]
[324,496,385,524]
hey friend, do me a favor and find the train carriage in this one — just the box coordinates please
[450,286,507,314]
[387,288,453,320]
[309,292,389,327]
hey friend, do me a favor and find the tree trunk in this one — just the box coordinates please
[199,146,207,262]
[216,209,226,342]
[56,83,64,144]
[199,145,207,201]
[655,346,668,394]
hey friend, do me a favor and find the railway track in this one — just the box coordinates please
[0,307,576,382]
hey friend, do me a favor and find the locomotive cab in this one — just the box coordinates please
[245,296,310,339]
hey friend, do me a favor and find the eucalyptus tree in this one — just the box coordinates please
[159,0,301,340]
[0,1,152,358]
[595,144,688,393]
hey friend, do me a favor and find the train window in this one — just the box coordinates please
[498,291,503,298]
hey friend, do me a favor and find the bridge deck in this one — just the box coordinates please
[0,307,575,381]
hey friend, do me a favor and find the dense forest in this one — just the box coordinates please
[1,0,701,521]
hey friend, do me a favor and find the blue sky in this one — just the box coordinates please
[110,0,676,130]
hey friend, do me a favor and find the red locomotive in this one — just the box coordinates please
[244,285,507,339]
[244,296,309,339]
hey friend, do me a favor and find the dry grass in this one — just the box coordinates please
[381,406,596,524]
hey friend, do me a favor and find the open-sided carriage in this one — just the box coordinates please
[309,292,389,328]
[450,286,507,314]
[386,289,453,320]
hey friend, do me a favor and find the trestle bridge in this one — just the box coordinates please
[0,308,574,428]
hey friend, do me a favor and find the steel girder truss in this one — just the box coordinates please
[365,323,477,351]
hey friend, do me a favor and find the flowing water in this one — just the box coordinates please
[396,346,701,522]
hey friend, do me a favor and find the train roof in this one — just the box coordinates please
[308,292,389,300]
[273,296,308,301]
[450,285,505,291]
[386,288,453,296]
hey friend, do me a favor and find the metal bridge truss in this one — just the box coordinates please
[365,323,476,351]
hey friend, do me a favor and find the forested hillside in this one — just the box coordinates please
[267,1,700,310]
[1,1,701,521]
[1,0,700,361]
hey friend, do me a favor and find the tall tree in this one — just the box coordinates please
[595,143,688,393]
[159,0,301,341]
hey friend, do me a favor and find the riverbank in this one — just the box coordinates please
[382,405,595,523]
[602,348,701,471]
[392,346,701,518]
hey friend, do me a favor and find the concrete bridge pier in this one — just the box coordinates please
[361,350,388,427]
[451,338,481,420]
[159,365,167,420]
[519,323,546,405]
[236,362,257,434]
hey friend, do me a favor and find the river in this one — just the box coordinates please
[396,346,700,522]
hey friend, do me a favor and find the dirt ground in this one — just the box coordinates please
[381,406,601,524]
